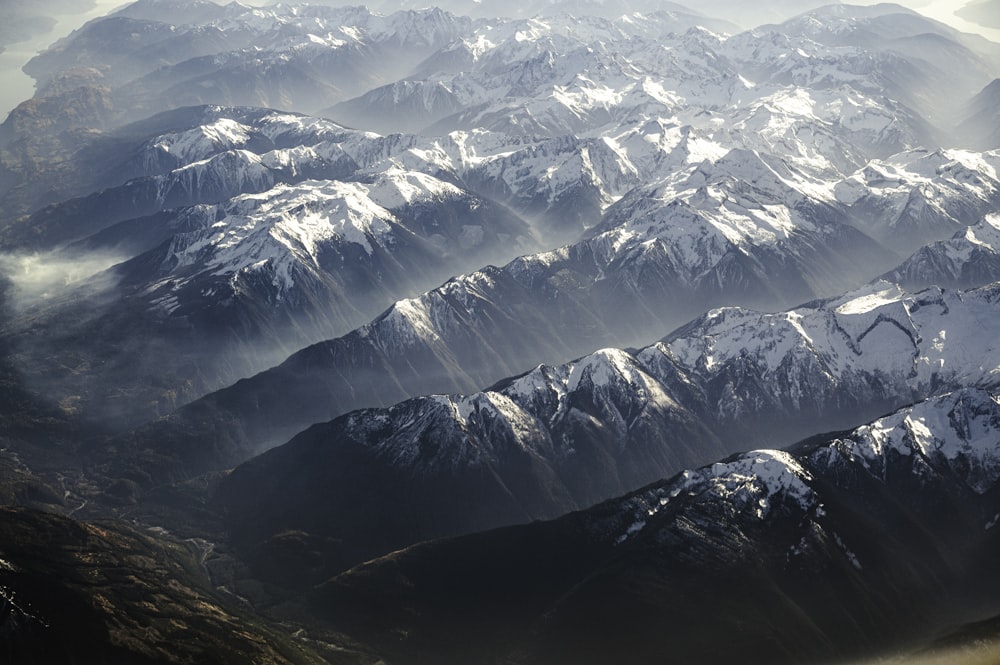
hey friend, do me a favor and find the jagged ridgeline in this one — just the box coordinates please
[308,388,1000,665]
[0,1,998,663]
[2,1,998,430]
[214,278,1000,582]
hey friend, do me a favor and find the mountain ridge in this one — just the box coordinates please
[304,387,1000,665]
[213,276,1000,584]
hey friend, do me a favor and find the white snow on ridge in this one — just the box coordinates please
[825,390,1000,495]
[503,363,571,406]
[610,387,1000,550]
[359,388,551,470]
[659,279,1000,402]
[567,348,640,391]
[255,112,350,143]
[705,449,816,519]
[380,296,446,348]
[152,158,488,299]
[151,118,253,164]
[886,216,1000,284]
[965,215,1000,248]
[835,149,1000,241]
[163,180,398,294]
[613,449,816,544]
[833,281,905,315]
[366,167,465,209]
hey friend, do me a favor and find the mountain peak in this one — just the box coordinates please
[819,388,1000,495]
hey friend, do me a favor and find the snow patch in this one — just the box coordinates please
[827,390,1000,495]
[705,450,816,519]
[833,281,905,315]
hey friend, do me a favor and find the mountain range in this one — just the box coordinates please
[0,1,999,663]
[214,271,1000,582]
[2,3,995,434]
[112,150,1000,484]
[308,387,1000,664]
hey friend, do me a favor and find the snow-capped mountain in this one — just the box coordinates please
[733,4,1000,125]
[4,1,993,247]
[213,277,1000,581]
[6,1,989,230]
[118,138,1000,478]
[113,168,531,326]
[0,1,999,663]
[0,5,479,222]
[674,0,847,29]
[7,168,532,426]
[5,0,993,492]
[10,136,338,251]
[216,345,725,570]
[324,10,944,171]
[306,388,1000,665]
[658,280,1000,436]
[3,104,585,425]
[319,3,999,171]
[881,215,1000,289]
[22,3,475,120]
[835,148,1000,252]
[357,0,734,24]
[326,17,742,137]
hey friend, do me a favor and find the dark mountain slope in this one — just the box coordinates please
[214,281,1000,585]
[308,389,1000,665]
[0,506,361,665]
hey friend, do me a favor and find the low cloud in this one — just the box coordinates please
[0,250,126,309]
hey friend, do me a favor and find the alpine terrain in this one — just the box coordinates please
[0,0,999,663]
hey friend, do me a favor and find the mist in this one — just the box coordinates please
[3,0,997,120]
[0,250,126,310]
[236,0,1000,40]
